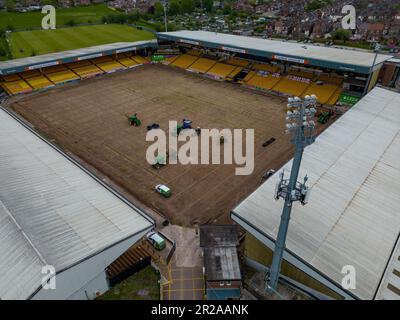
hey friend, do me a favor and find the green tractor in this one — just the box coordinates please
[318,111,332,125]
[128,114,141,126]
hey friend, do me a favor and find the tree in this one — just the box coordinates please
[222,4,231,15]
[168,0,181,15]
[5,0,16,12]
[154,2,165,18]
[203,0,213,12]
[180,0,195,14]
[332,29,351,42]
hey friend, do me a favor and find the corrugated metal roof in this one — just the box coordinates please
[0,108,153,299]
[204,247,241,281]
[232,87,400,300]
[158,31,392,69]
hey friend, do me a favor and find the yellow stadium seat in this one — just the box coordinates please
[253,63,280,73]
[289,70,314,79]
[228,66,243,78]
[96,61,125,73]
[206,63,237,79]
[72,65,104,78]
[327,87,343,105]
[318,75,343,85]
[19,69,41,79]
[2,79,32,95]
[118,57,140,68]
[162,55,180,65]
[90,56,113,64]
[187,49,202,56]
[272,76,311,97]
[42,64,68,74]
[171,54,199,69]
[187,57,216,73]
[302,83,339,104]
[131,55,148,64]
[247,73,281,90]
[242,71,256,82]
[66,60,92,69]
[46,70,80,84]
[227,58,250,67]
[25,75,54,90]
[2,74,21,82]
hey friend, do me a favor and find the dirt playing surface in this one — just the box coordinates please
[9,64,332,226]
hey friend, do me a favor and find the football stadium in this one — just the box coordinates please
[1,30,399,300]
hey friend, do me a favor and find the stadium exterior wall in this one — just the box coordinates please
[31,227,152,300]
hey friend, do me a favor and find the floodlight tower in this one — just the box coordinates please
[162,1,168,32]
[266,95,317,293]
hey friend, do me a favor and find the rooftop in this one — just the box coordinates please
[200,225,239,248]
[232,87,400,300]
[0,40,157,75]
[0,108,154,299]
[204,247,242,282]
[158,31,393,73]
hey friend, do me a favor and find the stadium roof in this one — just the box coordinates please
[0,40,157,75]
[231,87,400,300]
[0,108,154,300]
[157,31,393,74]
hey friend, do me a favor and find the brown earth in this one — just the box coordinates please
[9,64,333,227]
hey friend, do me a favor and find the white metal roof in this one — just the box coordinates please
[158,31,392,69]
[232,87,400,300]
[0,108,153,299]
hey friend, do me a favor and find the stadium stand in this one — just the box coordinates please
[91,56,113,64]
[42,64,68,74]
[96,60,125,73]
[188,57,216,73]
[253,63,281,73]
[72,64,104,78]
[272,75,311,97]
[227,58,250,67]
[187,49,202,56]
[162,55,180,65]
[132,55,149,64]
[327,87,343,105]
[318,74,344,85]
[66,60,92,69]
[242,70,256,83]
[25,75,54,90]
[19,69,41,79]
[289,69,315,79]
[118,57,140,68]
[1,74,21,82]
[302,82,339,104]
[247,72,281,90]
[228,66,243,78]
[171,54,198,69]
[45,70,80,84]
[1,79,32,95]
[206,62,237,79]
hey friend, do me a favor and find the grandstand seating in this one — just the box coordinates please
[188,57,216,73]
[96,61,125,73]
[171,54,199,69]
[2,74,21,82]
[90,56,113,64]
[72,64,104,78]
[272,76,311,97]
[302,82,339,104]
[247,72,281,90]
[66,60,92,69]
[45,70,80,84]
[227,58,250,68]
[162,55,180,65]
[289,69,315,79]
[327,87,343,105]
[1,79,32,95]
[42,64,68,74]
[228,66,243,78]
[25,75,54,90]
[187,49,202,56]
[19,69,41,79]
[253,63,280,73]
[132,55,148,64]
[206,63,237,79]
[318,75,344,85]
[243,71,256,83]
[118,57,140,68]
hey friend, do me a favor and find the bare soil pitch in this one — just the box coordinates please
[10,64,331,226]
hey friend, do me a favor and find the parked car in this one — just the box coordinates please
[146,231,166,251]
[155,184,172,198]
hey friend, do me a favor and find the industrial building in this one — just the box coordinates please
[200,225,242,300]
[231,86,400,300]
[0,108,154,300]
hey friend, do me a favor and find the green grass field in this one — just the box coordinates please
[0,5,115,30]
[10,24,155,58]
